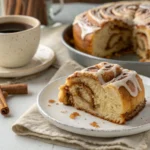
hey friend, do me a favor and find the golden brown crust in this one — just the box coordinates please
[73,24,93,55]
[115,75,145,114]
[73,1,150,59]
[68,71,99,82]
[58,62,145,124]
[146,50,150,59]
[73,20,133,57]
[60,68,145,111]
[123,99,146,121]
[96,63,122,82]
[59,85,73,105]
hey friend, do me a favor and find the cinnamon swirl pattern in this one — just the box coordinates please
[73,1,150,59]
[59,62,145,124]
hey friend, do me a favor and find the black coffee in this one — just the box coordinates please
[0,22,32,33]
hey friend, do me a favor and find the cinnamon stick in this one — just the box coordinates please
[14,0,22,15]
[21,0,28,15]
[38,1,43,24]
[6,0,16,15]
[0,88,9,116]
[2,91,8,99]
[32,0,38,18]
[40,0,48,25]
[35,0,41,21]
[5,0,48,25]
[0,84,28,95]
[26,0,34,16]
[4,0,9,14]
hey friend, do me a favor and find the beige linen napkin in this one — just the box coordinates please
[12,60,150,150]
[41,24,71,68]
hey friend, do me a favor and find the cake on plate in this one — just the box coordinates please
[58,62,145,124]
[73,1,150,60]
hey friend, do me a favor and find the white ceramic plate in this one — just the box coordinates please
[37,76,150,138]
[0,44,55,78]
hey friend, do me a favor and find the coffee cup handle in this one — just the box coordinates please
[53,0,64,15]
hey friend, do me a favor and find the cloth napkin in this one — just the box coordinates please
[41,24,71,68]
[12,60,150,150]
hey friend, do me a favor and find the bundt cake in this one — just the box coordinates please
[59,62,145,124]
[73,1,150,59]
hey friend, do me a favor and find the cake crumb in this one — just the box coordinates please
[61,110,68,113]
[70,112,80,119]
[90,121,99,128]
[48,104,51,107]
[56,103,59,105]
[49,99,55,103]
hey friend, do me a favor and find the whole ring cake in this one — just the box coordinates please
[73,1,150,59]
[59,62,145,124]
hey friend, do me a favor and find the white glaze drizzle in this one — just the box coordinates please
[110,70,142,97]
[88,8,107,24]
[82,62,142,97]
[140,4,150,10]
[83,62,119,84]
[73,15,100,39]
[134,4,150,26]
[73,3,137,39]
[127,5,138,10]
[96,63,119,78]
[111,64,118,76]
[78,21,100,40]
[82,64,106,84]
[112,3,137,25]
[96,69,106,84]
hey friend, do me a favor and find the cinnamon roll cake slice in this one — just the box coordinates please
[58,62,145,124]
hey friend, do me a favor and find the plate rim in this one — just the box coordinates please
[37,75,150,137]
[61,25,150,65]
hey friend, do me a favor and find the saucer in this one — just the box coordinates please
[0,45,55,78]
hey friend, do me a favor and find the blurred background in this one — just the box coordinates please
[0,0,143,25]
[53,0,133,3]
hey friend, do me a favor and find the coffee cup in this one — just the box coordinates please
[0,15,40,68]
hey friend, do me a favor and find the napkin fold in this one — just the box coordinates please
[12,60,150,150]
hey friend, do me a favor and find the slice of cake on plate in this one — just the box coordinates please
[58,62,145,124]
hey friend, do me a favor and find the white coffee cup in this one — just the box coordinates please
[0,15,40,68]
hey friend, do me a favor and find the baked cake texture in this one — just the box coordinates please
[73,1,150,59]
[59,62,145,124]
